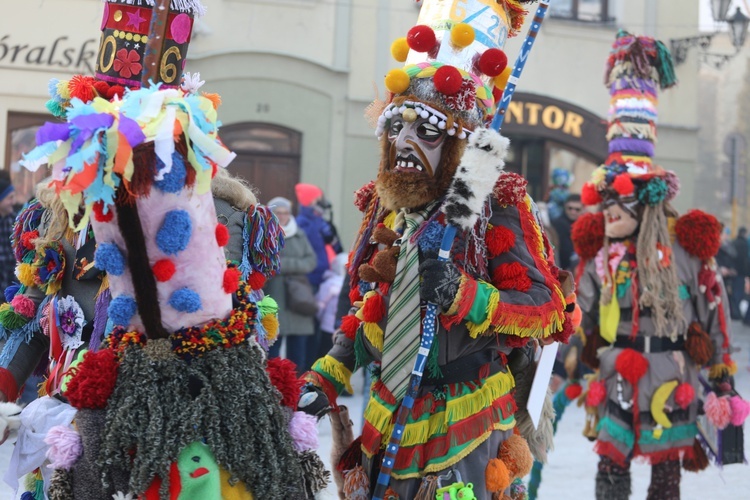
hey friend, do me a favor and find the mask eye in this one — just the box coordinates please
[417,122,442,141]
[388,119,404,139]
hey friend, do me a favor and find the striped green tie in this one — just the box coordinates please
[381,206,433,401]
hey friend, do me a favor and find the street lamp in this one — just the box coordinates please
[727,7,750,49]
[711,0,733,22]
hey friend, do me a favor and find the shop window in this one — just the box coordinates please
[550,0,612,22]
[5,112,51,205]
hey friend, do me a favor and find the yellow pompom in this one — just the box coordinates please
[56,80,71,99]
[16,263,36,287]
[390,37,410,63]
[385,69,410,94]
[261,314,279,342]
[494,66,513,91]
[451,23,475,48]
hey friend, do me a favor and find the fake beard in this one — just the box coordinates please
[375,135,463,211]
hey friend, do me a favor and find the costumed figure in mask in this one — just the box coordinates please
[18,1,326,499]
[299,1,577,499]
[575,31,748,500]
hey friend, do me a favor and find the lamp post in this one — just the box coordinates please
[671,1,749,66]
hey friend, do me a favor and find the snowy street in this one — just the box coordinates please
[2,323,749,499]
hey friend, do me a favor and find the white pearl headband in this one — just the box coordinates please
[376,101,471,141]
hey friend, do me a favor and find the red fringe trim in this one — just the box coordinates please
[443,277,478,328]
[638,444,694,465]
[303,371,340,410]
[594,439,628,468]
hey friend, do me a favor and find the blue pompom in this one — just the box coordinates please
[418,220,445,253]
[156,210,192,255]
[94,242,126,276]
[21,492,35,500]
[154,152,187,194]
[168,287,202,313]
[108,295,137,326]
[4,284,20,303]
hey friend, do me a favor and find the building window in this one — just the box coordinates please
[550,0,612,23]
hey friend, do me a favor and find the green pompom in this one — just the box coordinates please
[0,303,30,330]
[637,177,668,206]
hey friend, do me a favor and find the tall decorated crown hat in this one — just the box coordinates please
[581,30,680,210]
[376,0,536,139]
[19,1,321,498]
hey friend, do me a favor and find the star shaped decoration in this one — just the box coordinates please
[126,10,147,30]
[134,43,140,49]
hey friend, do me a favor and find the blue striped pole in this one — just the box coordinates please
[491,0,551,132]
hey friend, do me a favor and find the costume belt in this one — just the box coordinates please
[607,400,691,427]
[422,350,505,387]
[612,334,685,353]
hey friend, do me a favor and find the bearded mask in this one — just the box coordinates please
[375,102,465,211]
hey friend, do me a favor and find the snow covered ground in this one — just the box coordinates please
[2,324,749,499]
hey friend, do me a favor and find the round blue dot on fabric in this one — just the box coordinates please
[156,210,192,255]
[153,152,188,194]
[168,287,202,313]
[108,295,137,326]
[94,242,126,276]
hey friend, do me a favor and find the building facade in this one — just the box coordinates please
[0,0,704,245]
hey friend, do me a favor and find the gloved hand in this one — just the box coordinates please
[298,383,332,420]
[418,259,462,310]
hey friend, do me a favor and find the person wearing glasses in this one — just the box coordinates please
[551,192,585,272]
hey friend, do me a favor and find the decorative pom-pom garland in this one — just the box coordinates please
[10,295,36,319]
[93,202,113,223]
[361,292,386,323]
[571,212,605,261]
[581,182,603,206]
[246,270,267,290]
[586,380,607,407]
[478,48,508,77]
[64,348,119,409]
[156,210,193,255]
[223,267,241,294]
[498,434,533,479]
[94,243,126,276]
[565,382,583,400]
[391,37,410,63]
[729,395,750,426]
[289,412,319,452]
[385,69,411,94]
[674,382,694,410]
[675,210,722,261]
[108,295,137,326]
[494,66,512,91]
[612,173,635,196]
[450,23,475,48]
[340,314,362,340]
[492,262,532,292]
[152,259,176,282]
[44,425,82,470]
[215,223,230,247]
[486,225,516,258]
[406,25,437,53]
[705,392,732,430]
[485,458,511,493]
[615,348,649,385]
[168,287,203,313]
[266,357,304,409]
[433,65,464,96]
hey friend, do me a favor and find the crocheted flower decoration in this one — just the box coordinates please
[34,242,65,295]
[637,177,668,206]
[57,296,86,351]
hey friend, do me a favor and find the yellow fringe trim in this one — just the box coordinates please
[94,275,110,300]
[491,309,565,339]
[316,355,353,394]
[709,362,737,379]
[363,322,384,351]
[467,288,500,338]
[446,370,515,423]
[383,211,397,230]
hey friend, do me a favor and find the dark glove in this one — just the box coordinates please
[418,259,462,310]
[298,383,332,420]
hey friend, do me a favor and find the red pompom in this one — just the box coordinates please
[486,225,516,258]
[64,349,119,409]
[223,267,241,294]
[478,48,508,77]
[362,293,386,323]
[581,182,602,206]
[354,182,376,212]
[406,25,437,53]
[215,223,230,247]
[340,315,361,340]
[349,286,363,305]
[433,65,463,96]
[492,262,532,292]
[106,85,125,100]
[266,357,304,409]
[68,75,97,103]
[92,80,110,97]
[571,212,605,261]
[550,312,575,344]
[247,270,266,290]
[152,259,176,282]
[565,383,583,400]
[615,348,649,385]
[92,201,114,223]
[612,174,635,196]
[675,210,722,261]
[20,230,39,250]
[675,382,695,410]
[586,380,607,407]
